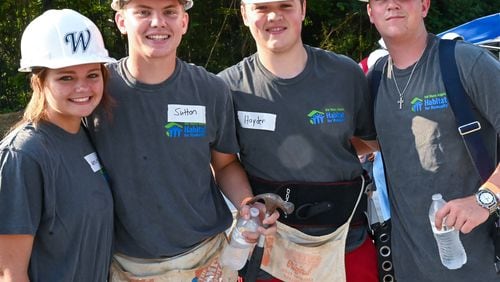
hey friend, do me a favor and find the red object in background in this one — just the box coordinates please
[359,57,369,74]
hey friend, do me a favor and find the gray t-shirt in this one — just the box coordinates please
[0,122,113,281]
[372,34,500,281]
[88,58,237,258]
[219,45,376,249]
[219,45,375,182]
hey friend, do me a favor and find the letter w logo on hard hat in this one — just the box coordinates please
[64,29,91,53]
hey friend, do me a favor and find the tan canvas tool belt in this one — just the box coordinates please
[260,175,366,282]
[109,233,237,282]
[249,173,370,228]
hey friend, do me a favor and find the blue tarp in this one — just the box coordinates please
[437,13,500,45]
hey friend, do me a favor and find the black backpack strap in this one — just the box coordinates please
[369,55,389,105]
[368,55,395,282]
[439,39,495,182]
[369,55,391,194]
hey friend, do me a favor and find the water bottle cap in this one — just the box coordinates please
[432,193,443,201]
[249,207,260,217]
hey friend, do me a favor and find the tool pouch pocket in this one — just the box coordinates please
[249,173,370,228]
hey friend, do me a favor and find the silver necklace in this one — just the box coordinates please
[389,57,420,109]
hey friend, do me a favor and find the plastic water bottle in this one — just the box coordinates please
[220,207,261,270]
[428,193,467,269]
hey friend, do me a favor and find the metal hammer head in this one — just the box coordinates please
[247,193,295,215]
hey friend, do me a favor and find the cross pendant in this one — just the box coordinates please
[397,97,404,109]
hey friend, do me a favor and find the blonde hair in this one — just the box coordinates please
[8,64,112,135]
[114,0,190,10]
[22,68,49,126]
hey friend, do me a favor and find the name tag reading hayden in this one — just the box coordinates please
[167,104,206,124]
[237,111,276,131]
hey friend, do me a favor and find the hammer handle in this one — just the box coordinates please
[257,213,270,247]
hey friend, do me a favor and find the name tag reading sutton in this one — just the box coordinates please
[237,111,276,131]
[168,104,206,124]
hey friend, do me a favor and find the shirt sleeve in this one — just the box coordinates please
[354,66,377,141]
[0,149,43,235]
[457,43,500,134]
[210,81,240,154]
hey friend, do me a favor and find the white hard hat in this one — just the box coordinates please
[441,32,464,41]
[111,0,194,11]
[19,9,115,72]
[242,0,288,3]
[378,38,387,49]
[367,49,389,69]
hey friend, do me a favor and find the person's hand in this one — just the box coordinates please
[367,153,376,162]
[256,206,279,237]
[237,205,259,244]
[238,202,280,243]
[434,195,490,234]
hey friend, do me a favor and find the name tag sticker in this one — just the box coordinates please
[237,111,276,131]
[84,152,103,172]
[168,104,206,124]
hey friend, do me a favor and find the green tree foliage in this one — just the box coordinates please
[0,0,498,112]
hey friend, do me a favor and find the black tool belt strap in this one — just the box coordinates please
[249,173,370,228]
[371,219,395,282]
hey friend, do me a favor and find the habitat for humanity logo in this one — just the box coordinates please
[308,108,345,125]
[410,92,448,113]
[165,122,206,138]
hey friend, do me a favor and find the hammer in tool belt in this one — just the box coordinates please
[244,193,294,282]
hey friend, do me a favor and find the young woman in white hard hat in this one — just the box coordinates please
[0,9,115,281]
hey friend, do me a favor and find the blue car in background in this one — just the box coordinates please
[438,13,500,59]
